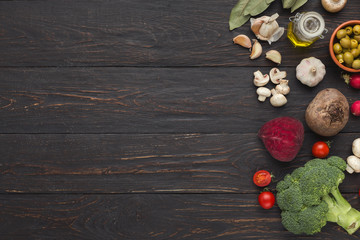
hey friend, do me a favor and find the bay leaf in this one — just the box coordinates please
[244,0,274,16]
[282,0,297,9]
[229,0,252,30]
[291,0,308,13]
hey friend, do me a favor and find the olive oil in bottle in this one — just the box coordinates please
[287,12,327,47]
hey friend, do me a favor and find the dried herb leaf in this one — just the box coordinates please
[282,0,297,9]
[229,0,272,30]
[291,0,308,12]
[244,0,275,16]
[229,0,251,30]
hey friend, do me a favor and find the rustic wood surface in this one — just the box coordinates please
[0,0,359,239]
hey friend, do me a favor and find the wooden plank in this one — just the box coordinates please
[1,133,359,194]
[0,0,357,67]
[0,66,358,134]
[0,193,359,239]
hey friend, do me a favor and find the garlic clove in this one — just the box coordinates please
[250,40,262,60]
[250,13,284,44]
[233,34,252,48]
[266,50,282,64]
[268,27,285,44]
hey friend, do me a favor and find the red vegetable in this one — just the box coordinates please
[258,117,304,162]
[312,141,330,158]
[258,191,275,209]
[351,100,360,116]
[253,170,272,187]
[343,73,360,89]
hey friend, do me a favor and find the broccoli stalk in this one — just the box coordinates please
[323,187,360,235]
[276,156,360,235]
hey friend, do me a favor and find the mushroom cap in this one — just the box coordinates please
[270,68,287,84]
[352,138,360,158]
[256,87,271,97]
[253,70,270,87]
[321,0,347,13]
[347,155,360,173]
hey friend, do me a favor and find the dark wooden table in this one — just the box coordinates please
[0,0,359,239]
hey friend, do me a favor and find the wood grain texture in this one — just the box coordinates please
[1,0,360,238]
[1,133,359,194]
[0,194,359,239]
[0,0,357,67]
[0,66,359,134]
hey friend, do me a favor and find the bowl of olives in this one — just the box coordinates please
[330,20,360,72]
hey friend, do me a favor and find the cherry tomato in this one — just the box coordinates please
[258,191,275,209]
[253,170,272,187]
[312,141,330,158]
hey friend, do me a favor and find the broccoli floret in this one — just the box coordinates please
[276,157,360,235]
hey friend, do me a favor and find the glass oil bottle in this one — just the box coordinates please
[287,11,327,47]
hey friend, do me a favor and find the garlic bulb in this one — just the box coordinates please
[250,13,285,44]
[296,57,326,87]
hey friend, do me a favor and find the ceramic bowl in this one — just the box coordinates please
[329,20,360,73]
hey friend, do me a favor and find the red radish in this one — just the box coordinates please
[351,101,360,116]
[258,117,304,162]
[343,73,360,89]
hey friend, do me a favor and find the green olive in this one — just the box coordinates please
[344,51,354,66]
[351,39,359,49]
[333,43,343,54]
[352,59,360,69]
[351,48,360,58]
[336,53,344,63]
[353,25,360,35]
[336,29,347,39]
[354,35,360,42]
[340,38,351,49]
[346,26,353,35]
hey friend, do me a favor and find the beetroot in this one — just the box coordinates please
[258,117,304,162]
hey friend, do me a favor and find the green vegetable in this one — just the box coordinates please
[290,0,308,13]
[229,0,275,30]
[282,0,297,9]
[276,156,360,235]
[229,0,308,30]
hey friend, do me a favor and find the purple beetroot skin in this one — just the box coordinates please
[258,117,304,162]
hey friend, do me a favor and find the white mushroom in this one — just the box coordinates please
[256,87,271,102]
[352,138,360,158]
[270,89,287,107]
[275,79,290,95]
[346,155,360,174]
[321,0,347,13]
[253,70,270,87]
[270,68,287,84]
